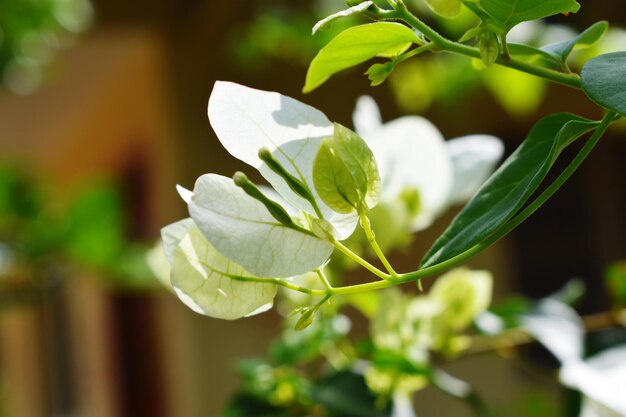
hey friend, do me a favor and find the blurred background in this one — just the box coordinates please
[0,1,625,416]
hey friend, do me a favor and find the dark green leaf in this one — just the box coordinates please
[542,21,609,62]
[421,113,598,268]
[304,22,420,93]
[581,51,626,117]
[312,371,392,417]
[478,0,580,31]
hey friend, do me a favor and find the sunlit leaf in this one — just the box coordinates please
[304,22,420,93]
[313,123,380,213]
[312,2,374,35]
[422,113,598,267]
[424,0,462,18]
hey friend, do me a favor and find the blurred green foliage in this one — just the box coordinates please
[0,164,158,305]
[0,0,92,94]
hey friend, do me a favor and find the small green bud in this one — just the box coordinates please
[233,171,294,227]
[258,147,315,203]
[294,307,315,330]
[479,31,499,67]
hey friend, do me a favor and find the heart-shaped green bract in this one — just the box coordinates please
[421,113,598,268]
[581,51,626,118]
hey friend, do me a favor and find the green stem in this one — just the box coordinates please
[373,7,581,89]
[331,238,390,280]
[359,211,398,278]
[498,33,510,60]
[395,42,436,64]
[315,268,333,291]
[330,111,615,296]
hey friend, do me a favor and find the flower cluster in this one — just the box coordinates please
[151,81,503,320]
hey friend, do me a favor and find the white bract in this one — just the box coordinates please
[561,345,626,417]
[353,95,504,230]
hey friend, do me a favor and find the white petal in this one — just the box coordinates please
[161,218,196,265]
[362,116,453,230]
[171,227,277,320]
[352,95,383,137]
[521,298,584,364]
[176,185,193,204]
[446,135,504,205]
[208,81,333,169]
[189,174,334,278]
[561,345,626,415]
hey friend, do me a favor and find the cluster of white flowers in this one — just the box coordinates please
[149,81,503,320]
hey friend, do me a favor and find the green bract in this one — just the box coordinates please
[581,51,626,118]
[313,123,381,214]
[304,22,421,93]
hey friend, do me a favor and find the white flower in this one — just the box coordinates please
[352,95,504,230]
[561,345,626,417]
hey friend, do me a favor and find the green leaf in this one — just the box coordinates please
[477,0,580,31]
[365,61,395,86]
[313,123,381,214]
[542,21,609,62]
[312,1,374,34]
[304,22,420,93]
[421,113,598,268]
[508,43,562,64]
[424,0,462,18]
[581,51,626,118]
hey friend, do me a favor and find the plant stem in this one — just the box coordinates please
[331,238,391,280]
[229,275,328,296]
[372,7,582,89]
[359,211,398,278]
[315,268,334,290]
[330,111,615,296]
